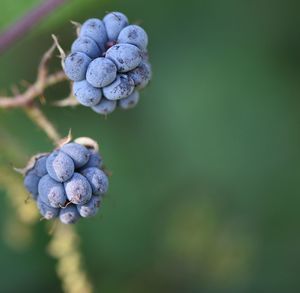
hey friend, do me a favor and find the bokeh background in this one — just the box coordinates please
[1,0,300,292]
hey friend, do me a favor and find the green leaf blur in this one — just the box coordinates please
[0,0,300,292]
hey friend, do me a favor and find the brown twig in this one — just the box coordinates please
[0,0,67,54]
[0,42,67,109]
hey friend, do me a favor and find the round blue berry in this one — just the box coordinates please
[46,151,75,182]
[127,61,152,89]
[71,36,102,59]
[103,12,129,41]
[92,98,117,115]
[79,18,107,50]
[81,167,109,195]
[34,155,48,177]
[61,143,90,168]
[82,150,103,169]
[38,175,67,208]
[64,52,91,81]
[118,25,148,51]
[77,195,101,218]
[37,197,59,220]
[59,204,81,224]
[105,43,142,72]
[103,74,134,100]
[118,90,140,110]
[64,173,92,204]
[24,171,40,199]
[73,80,102,107]
[86,57,117,88]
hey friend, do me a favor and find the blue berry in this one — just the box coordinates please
[38,175,67,208]
[61,143,90,168]
[77,195,101,218]
[127,61,152,89]
[71,36,102,59]
[106,44,142,72]
[34,155,48,177]
[46,151,75,182]
[80,18,107,50]
[59,204,81,224]
[92,98,117,115]
[118,25,148,51]
[83,150,103,169]
[37,197,59,219]
[64,173,92,204]
[73,80,102,107]
[64,52,91,81]
[118,90,140,110]
[86,57,117,88]
[103,12,129,41]
[24,171,40,199]
[81,167,109,195]
[103,74,134,100]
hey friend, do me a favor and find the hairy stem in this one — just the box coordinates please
[0,0,67,54]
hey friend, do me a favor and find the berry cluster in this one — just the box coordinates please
[23,140,108,224]
[64,11,152,115]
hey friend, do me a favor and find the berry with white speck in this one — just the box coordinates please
[77,195,101,218]
[81,167,109,195]
[46,151,75,182]
[64,172,92,204]
[59,204,81,224]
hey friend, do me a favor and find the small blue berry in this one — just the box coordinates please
[37,197,59,219]
[103,12,129,41]
[24,171,40,199]
[64,52,91,81]
[127,61,152,89]
[77,195,101,218]
[103,74,134,100]
[71,36,102,59]
[92,98,117,115]
[64,173,92,204]
[81,167,109,195]
[38,175,67,208]
[83,150,103,169]
[59,204,81,224]
[80,18,108,50]
[34,155,48,177]
[86,57,117,88]
[73,80,102,107]
[61,143,90,168]
[106,43,142,72]
[118,90,140,110]
[46,151,75,182]
[118,24,148,51]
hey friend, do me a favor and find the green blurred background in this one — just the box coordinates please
[1,0,300,292]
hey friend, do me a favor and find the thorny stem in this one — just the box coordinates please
[0,0,66,54]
